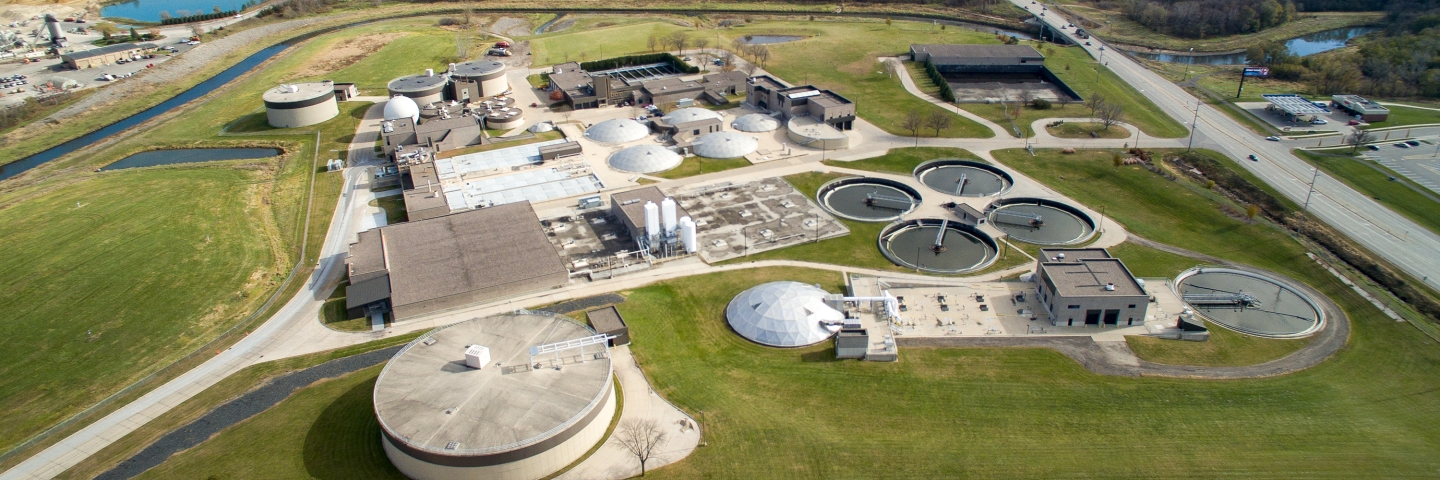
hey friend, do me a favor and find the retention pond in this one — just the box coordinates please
[101,148,281,171]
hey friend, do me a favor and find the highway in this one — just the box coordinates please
[1015,0,1440,287]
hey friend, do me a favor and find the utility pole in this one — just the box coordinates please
[1182,47,1193,81]
[1302,168,1320,213]
[1187,100,1200,152]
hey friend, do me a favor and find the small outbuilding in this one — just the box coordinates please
[586,305,630,346]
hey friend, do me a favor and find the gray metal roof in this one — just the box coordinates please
[731,113,780,132]
[61,42,144,61]
[584,118,649,144]
[726,281,842,347]
[1263,94,1328,115]
[691,131,758,159]
[661,107,722,125]
[607,144,682,173]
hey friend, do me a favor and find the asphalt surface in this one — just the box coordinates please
[1012,0,1440,291]
[93,346,402,480]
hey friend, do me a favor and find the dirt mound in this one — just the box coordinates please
[296,32,406,78]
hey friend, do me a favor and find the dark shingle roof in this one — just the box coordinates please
[911,44,1045,66]
[587,305,627,334]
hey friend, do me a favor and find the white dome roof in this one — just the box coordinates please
[529,122,555,133]
[608,145,682,174]
[661,107,722,125]
[692,131,758,159]
[732,113,780,132]
[585,118,649,144]
[383,95,420,122]
[726,281,842,347]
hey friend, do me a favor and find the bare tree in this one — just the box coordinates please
[647,34,658,53]
[741,59,758,76]
[753,45,769,67]
[902,110,924,146]
[669,31,689,54]
[1097,102,1124,130]
[924,110,952,136]
[882,59,900,79]
[719,51,736,72]
[693,37,709,55]
[1084,93,1107,120]
[1347,129,1376,153]
[613,419,668,476]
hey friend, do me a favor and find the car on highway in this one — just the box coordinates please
[1085,41,1092,45]
[1266,136,1281,141]
[1247,154,1259,161]
[1406,140,1421,147]
[1395,143,1410,148]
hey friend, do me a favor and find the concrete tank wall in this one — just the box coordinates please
[488,115,524,131]
[480,74,509,97]
[266,98,339,128]
[382,386,615,480]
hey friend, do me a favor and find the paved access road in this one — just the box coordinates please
[1011,0,1440,288]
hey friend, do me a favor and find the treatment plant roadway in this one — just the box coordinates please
[2,36,1367,480]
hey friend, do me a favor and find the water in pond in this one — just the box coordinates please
[101,148,280,170]
[1131,26,1379,65]
[917,165,1009,196]
[1179,270,1320,336]
[820,183,918,221]
[102,0,250,22]
[882,223,994,273]
[738,35,803,45]
[990,203,1092,245]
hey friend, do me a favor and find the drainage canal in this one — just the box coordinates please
[878,219,997,274]
[817,177,922,222]
[913,159,1012,197]
[988,197,1094,245]
[100,148,281,171]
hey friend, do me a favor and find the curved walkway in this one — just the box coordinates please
[882,55,1011,138]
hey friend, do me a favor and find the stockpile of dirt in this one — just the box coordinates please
[296,32,405,78]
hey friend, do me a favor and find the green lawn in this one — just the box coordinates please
[527,21,691,66]
[328,29,461,92]
[822,146,980,175]
[1063,5,1383,53]
[1046,121,1130,139]
[0,167,282,451]
[1361,105,1440,130]
[1105,241,1200,278]
[320,281,374,332]
[369,194,408,225]
[652,157,751,180]
[1127,319,1308,367]
[728,20,995,138]
[1293,149,1440,237]
[959,44,1189,138]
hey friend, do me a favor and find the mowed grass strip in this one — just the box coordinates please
[0,167,282,449]
[822,146,980,174]
[652,157,751,180]
[527,21,690,66]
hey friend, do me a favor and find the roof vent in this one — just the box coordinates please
[425,68,434,77]
[1105,283,1116,291]
[465,344,491,369]
[1057,253,1066,260]
[445,441,460,449]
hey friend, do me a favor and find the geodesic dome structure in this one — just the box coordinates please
[731,113,780,132]
[692,131,758,158]
[608,145,682,173]
[383,95,420,122]
[661,107,722,125]
[726,281,843,347]
[585,118,649,144]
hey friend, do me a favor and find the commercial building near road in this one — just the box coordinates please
[61,42,157,69]
[344,201,568,320]
[1332,94,1390,122]
[1033,248,1149,327]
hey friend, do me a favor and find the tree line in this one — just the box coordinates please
[1246,7,1440,98]
[1121,0,1299,38]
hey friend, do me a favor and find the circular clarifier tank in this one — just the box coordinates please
[988,198,1095,245]
[913,159,1013,197]
[879,219,998,274]
[816,177,922,222]
[1175,267,1324,338]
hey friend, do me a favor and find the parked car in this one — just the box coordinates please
[494,41,509,48]
[1248,154,1259,161]
[1367,145,1380,151]
[1406,140,1421,146]
[1395,143,1410,148]
[1348,119,1361,126]
[1266,136,1281,141]
[1310,118,1327,125]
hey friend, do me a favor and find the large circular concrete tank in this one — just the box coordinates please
[263,81,339,128]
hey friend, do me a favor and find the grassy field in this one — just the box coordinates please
[0,167,283,451]
[957,44,1189,138]
[1361,105,1440,130]
[327,29,460,92]
[652,156,751,180]
[1293,149,1440,237]
[1046,121,1129,139]
[1127,319,1308,367]
[822,146,980,174]
[527,21,691,66]
[1105,241,1200,278]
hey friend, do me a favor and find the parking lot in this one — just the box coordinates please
[1362,137,1440,194]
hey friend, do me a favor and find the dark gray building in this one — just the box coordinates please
[586,305,630,347]
[1034,248,1148,327]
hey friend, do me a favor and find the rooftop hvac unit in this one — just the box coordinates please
[644,201,660,240]
[1104,283,1115,291]
[661,197,677,235]
[465,345,491,369]
[425,68,434,77]
[288,84,299,93]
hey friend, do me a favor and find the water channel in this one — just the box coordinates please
[101,147,280,170]
[1129,26,1379,65]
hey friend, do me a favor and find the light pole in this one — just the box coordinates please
[1302,168,1320,214]
[1187,100,1200,152]
[1182,47,1193,81]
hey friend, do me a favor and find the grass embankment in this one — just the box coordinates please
[1046,121,1129,139]
[1061,5,1383,53]
[1105,240,1199,278]
[652,157,751,180]
[1293,149,1440,237]
[955,44,1188,138]
[527,20,690,66]
[55,334,421,480]
[822,146,980,174]
[1127,320,1308,367]
[1361,105,1440,130]
[327,28,467,93]
[124,249,1440,478]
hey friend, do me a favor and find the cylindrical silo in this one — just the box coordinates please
[644,201,660,241]
[263,81,339,128]
[387,72,448,106]
[680,216,697,253]
[661,198,677,235]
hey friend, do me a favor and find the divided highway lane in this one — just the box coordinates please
[1012,0,1440,287]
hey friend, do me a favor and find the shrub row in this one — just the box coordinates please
[160,10,238,25]
[923,58,954,103]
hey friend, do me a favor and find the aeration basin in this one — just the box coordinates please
[913,159,1013,197]
[988,198,1094,245]
[878,219,997,274]
[1174,267,1324,338]
[817,177,922,222]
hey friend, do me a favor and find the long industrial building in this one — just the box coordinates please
[344,201,568,320]
[374,312,615,480]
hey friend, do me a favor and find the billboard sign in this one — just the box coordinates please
[1243,67,1270,77]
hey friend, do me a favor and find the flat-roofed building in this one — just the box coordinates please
[61,42,155,69]
[609,185,689,245]
[909,44,1045,71]
[745,75,855,131]
[344,202,568,320]
[1332,94,1390,122]
[586,305,630,346]
[1034,248,1148,327]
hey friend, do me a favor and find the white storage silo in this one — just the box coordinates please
[644,201,660,241]
[680,216,697,253]
[661,198,677,235]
